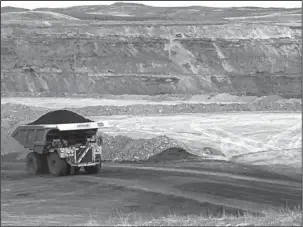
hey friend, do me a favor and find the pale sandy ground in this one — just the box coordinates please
[1,96,245,108]
[91,112,302,167]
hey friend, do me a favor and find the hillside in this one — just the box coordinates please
[1,11,80,21]
[34,3,301,24]
[1,3,302,98]
[1,6,30,13]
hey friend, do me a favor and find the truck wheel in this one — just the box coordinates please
[26,152,43,175]
[84,163,101,174]
[47,152,68,176]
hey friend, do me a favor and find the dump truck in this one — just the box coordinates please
[12,119,104,177]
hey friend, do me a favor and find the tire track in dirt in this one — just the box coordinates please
[71,163,301,212]
[2,160,301,226]
[81,175,273,213]
[1,169,242,225]
[102,163,302,187]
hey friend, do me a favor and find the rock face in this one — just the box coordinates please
[1,4,302,98]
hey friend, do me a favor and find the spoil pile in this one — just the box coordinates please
[27,109,93,125]
[99,133,193,162]
[145,147,197,163]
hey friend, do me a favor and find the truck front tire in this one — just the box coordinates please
[26,152,43,175]
[47,152,69,176]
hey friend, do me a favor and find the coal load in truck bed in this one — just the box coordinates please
[27,110,93,125]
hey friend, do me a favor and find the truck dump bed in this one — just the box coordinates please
[12,122,102,153]
[11,109,104,153]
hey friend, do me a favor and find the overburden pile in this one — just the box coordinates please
[27,109,93,125]
[145,147,197,163]
[99,133,196,162]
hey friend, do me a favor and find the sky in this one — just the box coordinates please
[1,1,302,9]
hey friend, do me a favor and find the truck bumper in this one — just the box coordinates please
[59,146,102,167]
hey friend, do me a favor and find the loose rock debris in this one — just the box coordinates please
[99,133,193,162]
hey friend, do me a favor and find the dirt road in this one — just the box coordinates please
[1,160,301,226]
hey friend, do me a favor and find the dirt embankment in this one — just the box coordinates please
[1,22,301,98]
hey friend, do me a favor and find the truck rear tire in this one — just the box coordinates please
[26,152,43,175]
[84,163,101,174]
[47,152,68,176]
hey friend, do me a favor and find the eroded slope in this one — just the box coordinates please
[1,4,302,98]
